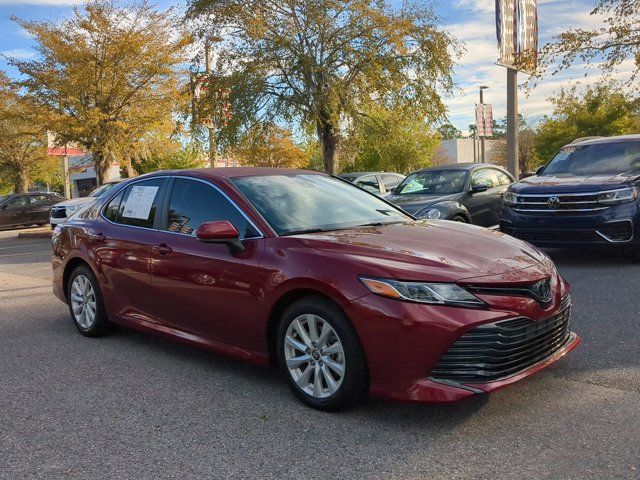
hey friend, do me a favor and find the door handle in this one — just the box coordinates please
[152,243,173,255]
[89,233,106,242]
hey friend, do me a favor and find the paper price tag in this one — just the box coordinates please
[122,186,159,220]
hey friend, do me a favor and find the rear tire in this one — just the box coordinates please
[276,296,368,411]
[67,265,112,337]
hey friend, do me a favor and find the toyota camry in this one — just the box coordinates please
[52,168,579,410]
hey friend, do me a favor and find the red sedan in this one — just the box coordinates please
[52,168,579,410]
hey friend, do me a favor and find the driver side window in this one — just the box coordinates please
[162,178,259,239]
[355,176,380,194]
[471,169,498,189]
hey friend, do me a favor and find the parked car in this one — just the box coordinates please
[0,192,63,230]
[386,163,514,227]
[52,168,578,410]
[500,135,640,255]
[338,172,405,196]
[50,181,121,229]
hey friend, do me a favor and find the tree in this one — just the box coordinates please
[232,124,310,168]
[132,142,208,174]
[9,0,190,185]
[535,0,640,89]
[0,73,55,193]
[187,0,457,174]
[437,123,461,140]
[343,103,439,174]
[535,82,639,163]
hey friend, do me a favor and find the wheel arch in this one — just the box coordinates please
[265,287,358,367]
[62,257,96,300]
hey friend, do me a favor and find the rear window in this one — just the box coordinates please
[543,141,640,176]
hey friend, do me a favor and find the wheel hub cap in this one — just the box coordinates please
[284,314,345,399]
[70,275,97,330]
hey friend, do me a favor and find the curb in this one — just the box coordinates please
[17,230,52,239]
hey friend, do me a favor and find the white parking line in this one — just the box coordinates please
[0,243,50,250]
[0,250,51,258]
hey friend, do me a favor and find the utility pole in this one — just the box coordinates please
[506,68,519,179]
[479,85,489,163]
[204,39,215,168]
[62,144,71,199]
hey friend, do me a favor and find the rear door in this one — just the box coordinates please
[27,194,57,224]
[0,195,29,227]
[95,177,168,323]
[147,176,265,348]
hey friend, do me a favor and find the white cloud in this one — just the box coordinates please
[1,48,35,59]
[443,0,626,130]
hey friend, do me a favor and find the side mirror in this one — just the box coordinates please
[471,184,489,193]
[535,166,545,176]
[196,220,245,254]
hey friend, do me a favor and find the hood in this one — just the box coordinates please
[294,221,550,283]
[385,193,461,215]
[53,197,96,208]
[512,173,637,194]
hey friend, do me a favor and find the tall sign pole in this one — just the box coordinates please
[204,39,215,168]
[496,0,538,179]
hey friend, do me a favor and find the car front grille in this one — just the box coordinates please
[503,220,633,244]
[50,206,67,219]
[430,296,572,383]
[511,192,606,214]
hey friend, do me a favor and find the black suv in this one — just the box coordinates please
[500,135,640,254]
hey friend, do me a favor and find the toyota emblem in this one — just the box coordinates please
[547,196,560,209]
[532,278,552,305]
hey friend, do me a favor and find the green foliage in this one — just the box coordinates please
[535,82,639,163]
[231,124,310,168]
[10,0,191,184]
[437,123,461,140]
[342,104,440,174]
[0,72,57,193]
[132,143,208,174]
[187,0,458,173]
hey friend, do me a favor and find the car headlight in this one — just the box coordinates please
[359,277,486,308]
[417,207,441,219]
[65,205,80,213]
[597,187,638,205]
[504,191,518,205]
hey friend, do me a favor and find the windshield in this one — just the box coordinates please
[89,182,119,198]
[543,141,640,176]
[232,174,410,235]
[395,170,467,195]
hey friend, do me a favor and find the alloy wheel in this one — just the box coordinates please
[70,274,97,330]
[284,314,345,399]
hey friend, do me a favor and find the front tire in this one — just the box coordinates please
[452,215,467,223]
[67,265,111,337]
[277,296,368,410]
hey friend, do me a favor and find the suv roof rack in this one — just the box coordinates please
[568,136,603,145]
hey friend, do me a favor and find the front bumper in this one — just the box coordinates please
[500,201,640,247]
[346,281,578,403]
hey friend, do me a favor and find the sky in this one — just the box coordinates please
[0,0,631,134]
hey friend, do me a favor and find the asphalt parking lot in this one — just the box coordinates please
[1,227,639,480]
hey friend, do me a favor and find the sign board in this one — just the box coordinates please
[122,186,158,220]
[496,0,538,74]
[475,103,494,137]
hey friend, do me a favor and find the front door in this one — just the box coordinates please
[0,195,29,228]
[466,169,504,227]
[147,177,266,350]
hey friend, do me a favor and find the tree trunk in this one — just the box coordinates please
[316,120,339,174]
[15,170,29,193]
[93,151,108,186]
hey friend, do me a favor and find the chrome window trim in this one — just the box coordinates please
[99,175,170,233]
[161,175,264,240]
[100,175,264,240]
[512,207,609,213]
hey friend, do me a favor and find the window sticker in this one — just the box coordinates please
[122,185,159,220]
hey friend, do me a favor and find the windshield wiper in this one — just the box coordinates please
[280,228,327,236]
